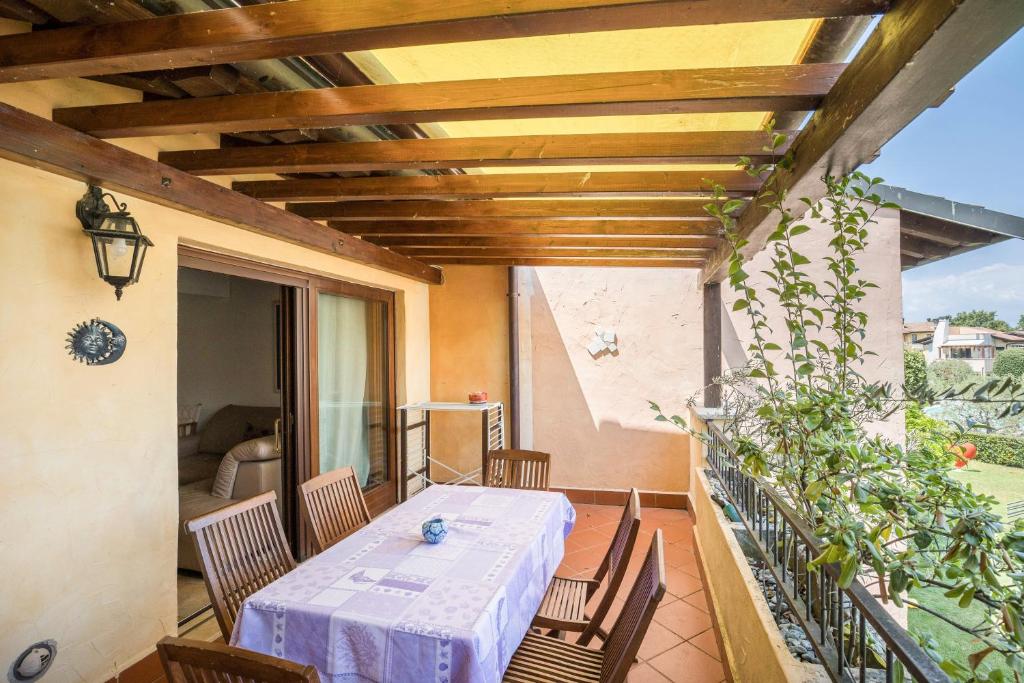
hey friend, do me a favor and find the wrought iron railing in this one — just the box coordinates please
[703,422,949,683]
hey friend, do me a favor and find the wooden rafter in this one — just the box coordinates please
[233,171,759,201]
[293,199,718,221]
[0,0,887,83]
[0,101,441,284]
[333,219,720,236]
[702,0,1024,282]
[365,235,720,249]
[53,64,845,138]
[416,257,701,267]
[160,130,789,175]
[388,247,706,259]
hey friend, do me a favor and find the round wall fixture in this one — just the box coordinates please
[8,641,56,683]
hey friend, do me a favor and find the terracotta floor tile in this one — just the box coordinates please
[648,641,725,683]
[654,600,712,640]
[563,545,607,575]
[671,552,701,579]
[663,542,696,569]
[688,629,721,661]
[665,566,703,599]
[663,525,695,547]
[637,619,684,661]
[627,662,673,682]
[565,526,612,553]
[683,590,710,614]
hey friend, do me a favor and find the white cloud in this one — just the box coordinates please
[902,263,1024,322]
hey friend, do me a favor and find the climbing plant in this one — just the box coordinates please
[652,125,1024,681]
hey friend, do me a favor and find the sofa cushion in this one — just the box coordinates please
[178,451,223,487]
[211,435,278,499]
[197,404,279,456]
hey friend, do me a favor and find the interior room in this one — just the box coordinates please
[175,268,285,626]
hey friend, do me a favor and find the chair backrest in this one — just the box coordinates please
[186,491,296,641]
[299,466,372,554]
[157,636,319,683]
[579,488,641,645]
[485,449,551,490]
[601,530,667,683]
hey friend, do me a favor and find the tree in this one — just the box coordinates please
[927,358,979,391]
[1017,314,1024,331]
[904,348,927,396]
[994,348,1024,379]
[949,309,1010,332]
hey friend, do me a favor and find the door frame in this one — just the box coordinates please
[178,246,400,549]
[308,278,398,517]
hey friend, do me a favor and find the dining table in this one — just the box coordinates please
[232,484,576,683]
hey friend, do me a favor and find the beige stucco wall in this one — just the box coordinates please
[527,267,700,492]
[721,207,906,442]
[0,42,431,683]
[427,266,511,479]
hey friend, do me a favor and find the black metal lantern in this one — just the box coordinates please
[76,185,153,300]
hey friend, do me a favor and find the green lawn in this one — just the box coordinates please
[948,460,1024,519]
[907,460,1024,678]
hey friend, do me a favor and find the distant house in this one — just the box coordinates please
[904,320,1024,374]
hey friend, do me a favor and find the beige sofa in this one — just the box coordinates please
[178,405,282,572]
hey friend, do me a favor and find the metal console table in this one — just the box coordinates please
[398,402,505,501]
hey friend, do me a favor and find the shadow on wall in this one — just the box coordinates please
[527,267,700,493]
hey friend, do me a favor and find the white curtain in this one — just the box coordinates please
[317,293,370,485]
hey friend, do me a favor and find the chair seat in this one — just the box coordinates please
[532,575,593,631]
[503,633,604,683]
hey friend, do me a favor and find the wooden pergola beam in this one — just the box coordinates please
[702,0,1024,283]
[366,235,720,249]
[160,130,791,175]
[333,219,721,236]
[390,247,706,259]
[0,0,887,83]
[0,101,442,284]
[54,64,844,138]
[234,171,760,201]
[295,199,718,221]
[421,257,701,268]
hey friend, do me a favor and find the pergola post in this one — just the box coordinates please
[703,283,722,408]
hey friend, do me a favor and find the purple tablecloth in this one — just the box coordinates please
[233,485,576,683]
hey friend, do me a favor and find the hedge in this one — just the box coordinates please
[967,432,1024,468]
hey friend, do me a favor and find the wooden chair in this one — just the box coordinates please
[185,490,296,641]
[504,530,667,683]
[298,466,372,554]
[485,449,551,490]
[532,488,641,645]
[157,636,319,683]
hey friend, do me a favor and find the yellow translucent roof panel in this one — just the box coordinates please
[356,20,818,140]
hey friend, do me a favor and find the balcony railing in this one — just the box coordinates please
[704,422,949,683]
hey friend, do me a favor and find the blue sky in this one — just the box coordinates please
[861,30,1024,327]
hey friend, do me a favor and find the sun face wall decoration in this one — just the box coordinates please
[66,318,126,365]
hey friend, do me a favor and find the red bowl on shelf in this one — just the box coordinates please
[468,391,488,404]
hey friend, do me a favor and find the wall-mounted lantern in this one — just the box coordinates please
[76,185,153,300]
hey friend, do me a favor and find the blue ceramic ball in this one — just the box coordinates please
[421,517,449,544]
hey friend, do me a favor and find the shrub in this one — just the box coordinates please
[904,349,927,396]
[905,402,951,464]
[994,349,1024,379]
[967,431,1024,468]
[927,359,978,392]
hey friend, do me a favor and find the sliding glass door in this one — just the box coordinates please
[313,283,396,514]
